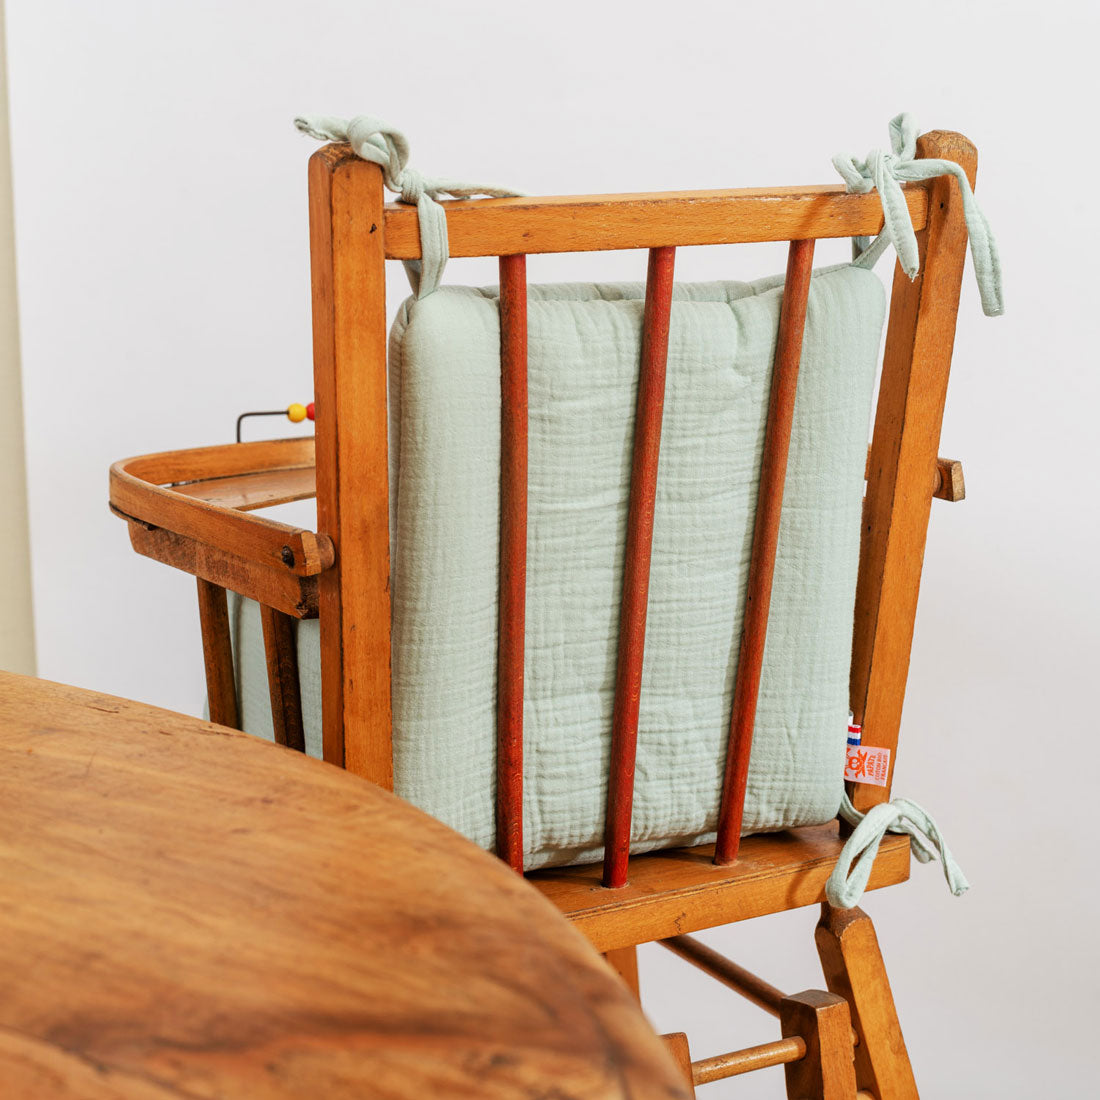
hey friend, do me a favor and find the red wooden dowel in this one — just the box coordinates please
[602,246,677,889]
[714,238,816,865]
[497,254,529,873]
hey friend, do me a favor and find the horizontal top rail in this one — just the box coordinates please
[381,183,929,258]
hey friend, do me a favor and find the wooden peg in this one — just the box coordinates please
[932,457,965,502]
[864,447,965,502]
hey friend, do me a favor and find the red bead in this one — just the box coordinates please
[306,402,315,421]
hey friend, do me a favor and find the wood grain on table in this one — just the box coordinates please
[0,673,689,1100]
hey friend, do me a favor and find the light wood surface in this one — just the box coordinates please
[529,824,909,953]
[381,183,930,257]
[172,465,317,511]
[0,673,690,1100]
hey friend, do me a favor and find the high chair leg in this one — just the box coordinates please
[259,604,306,752]
[196,578,239,729]
[815,903,918,1100]
[603,945,641,1000]
[661,1032,695,1093]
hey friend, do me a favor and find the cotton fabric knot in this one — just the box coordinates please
[294,114,523,298]
[833,112,1003,317]
[826,793,970,909]
[398,166,426,205]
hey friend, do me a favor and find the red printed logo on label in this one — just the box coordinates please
[844,744,891,787]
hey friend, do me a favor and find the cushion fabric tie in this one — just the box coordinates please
[826,793,970,909]
[294,114,523,298]
[833,112,1004,317]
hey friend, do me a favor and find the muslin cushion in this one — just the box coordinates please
[231,263,885,869]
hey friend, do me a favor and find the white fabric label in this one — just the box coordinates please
[844,742,891,787]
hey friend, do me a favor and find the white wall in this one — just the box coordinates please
[7,2,1097,1095]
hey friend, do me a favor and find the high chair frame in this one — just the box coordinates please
[110,128,978,1097]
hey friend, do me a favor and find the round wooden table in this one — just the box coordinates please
[0,673,688,1099]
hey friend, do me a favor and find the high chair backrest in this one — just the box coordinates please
[306,130,977,885]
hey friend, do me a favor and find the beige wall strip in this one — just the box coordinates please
[0,2,36,675]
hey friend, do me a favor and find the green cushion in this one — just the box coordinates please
[232,264,885,869]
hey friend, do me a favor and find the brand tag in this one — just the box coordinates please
[844,742,891,786]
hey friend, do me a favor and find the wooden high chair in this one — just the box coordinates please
[111,127,981,1098]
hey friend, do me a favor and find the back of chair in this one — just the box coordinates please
[307,130,976,885]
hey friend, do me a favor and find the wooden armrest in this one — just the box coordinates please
[109,438,330,619]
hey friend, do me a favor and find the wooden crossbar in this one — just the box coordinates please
[660,934,785,1016]
[382,184,929,257]
[693,1038,807,1083]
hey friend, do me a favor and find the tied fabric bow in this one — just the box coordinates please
[295,115,523,298]
[833,113,1004,317]
[825,794,971,909]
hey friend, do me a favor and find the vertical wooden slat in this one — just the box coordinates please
[602,246,676,889]
[259,603,306,753]
[497,254,528,873]
[196,577,239,729]
[307,146,394,786]
[714,237,815,865]
[848,133,975,813]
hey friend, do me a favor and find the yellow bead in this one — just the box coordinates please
[287,403,307,423]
